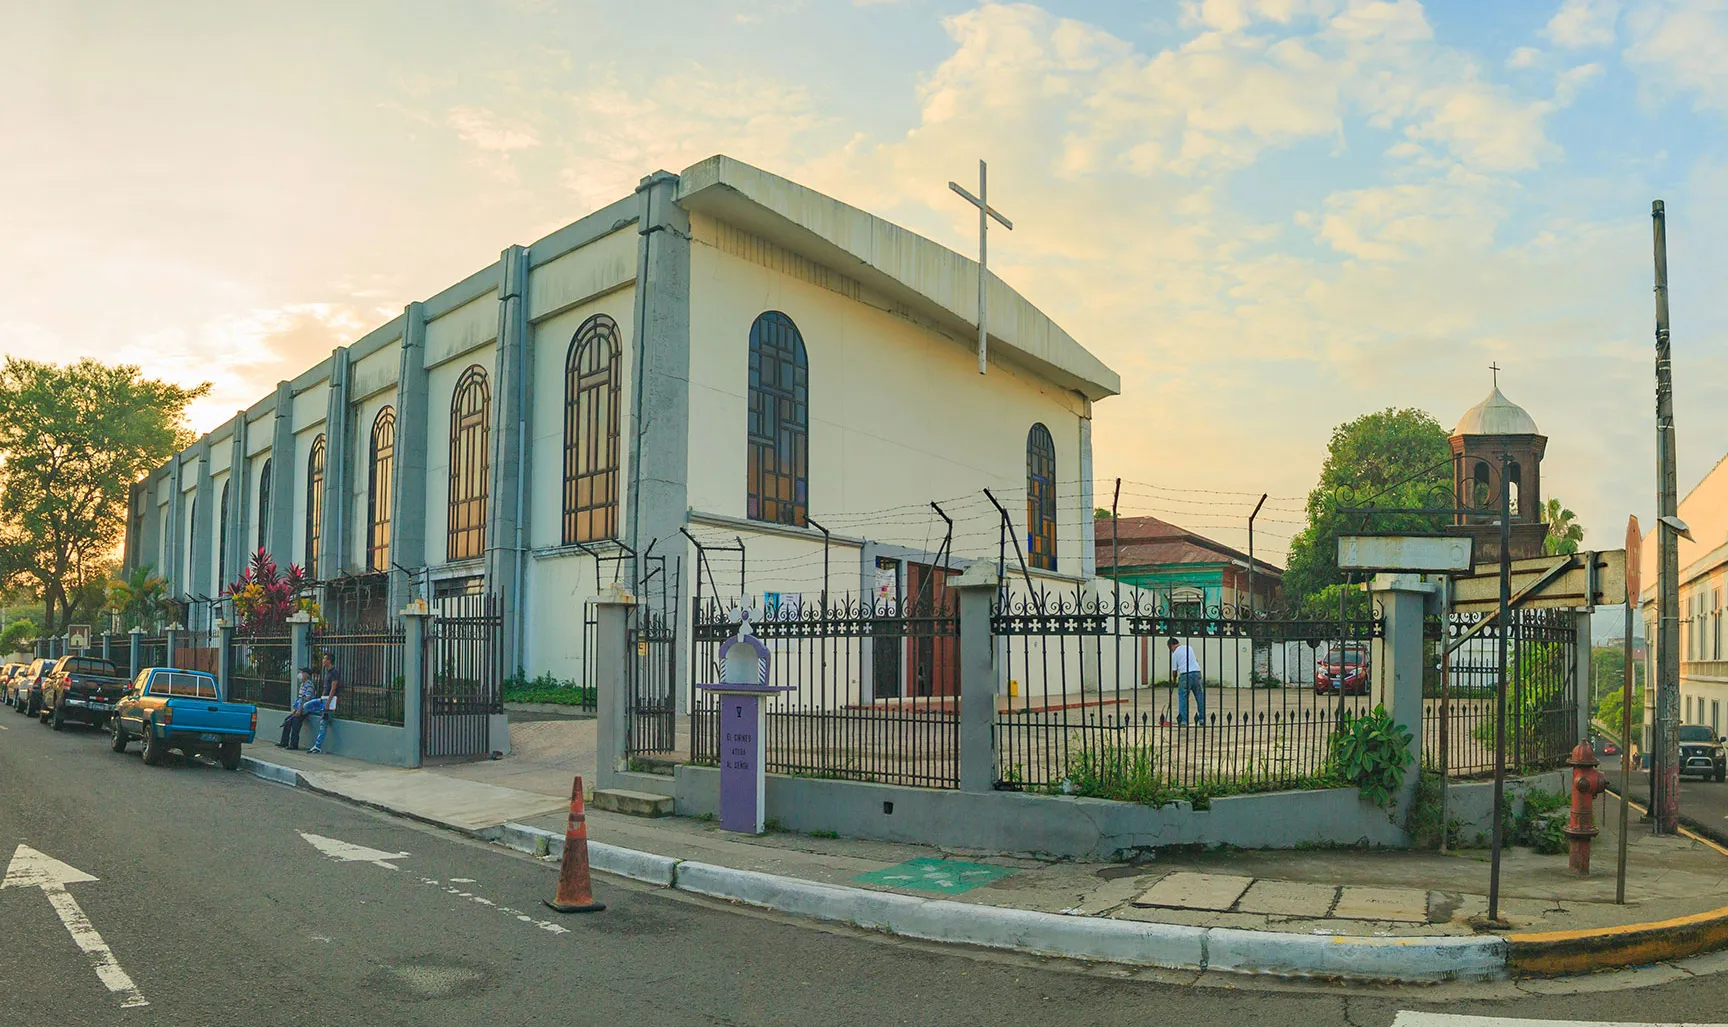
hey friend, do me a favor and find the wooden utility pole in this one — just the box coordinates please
[1652,200,1680,835]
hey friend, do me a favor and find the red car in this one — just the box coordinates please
[1315,646,1370,696]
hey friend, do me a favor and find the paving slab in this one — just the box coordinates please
[1235,880,1338,918]
[1133,872,1254,912]
[1332,885,1430,923]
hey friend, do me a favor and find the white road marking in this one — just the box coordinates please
[417,877,568,934]
[299,832,410,869]
[1394,1014,1727,1026]
[3,844,148,1008]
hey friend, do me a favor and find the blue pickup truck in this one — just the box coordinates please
[110,668,257,770]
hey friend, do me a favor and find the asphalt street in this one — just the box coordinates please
[1600,760,1728,845]
[3,717,1728,1027]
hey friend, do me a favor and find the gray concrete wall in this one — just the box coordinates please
[1442,770,1568,845]
[254,708,413,767]
[663,766,1410,861]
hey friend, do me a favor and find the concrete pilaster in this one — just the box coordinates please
[487,246,530,675]
[625,171,691,693]
[319,348,352,579]
[216,621,233,699]
[227,410,250,583]
[593,585,637,791]
[402,603,429,768]
[955,563,1002,793]
[1370,574,1434,798]
[268,381,297,565]
[389,302,430,614]
[288,612,313,682]
[1575,608,1594,746]
[191,443,214,625]
[167,455,185,596]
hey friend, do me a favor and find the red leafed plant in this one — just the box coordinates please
[226,549,316,637]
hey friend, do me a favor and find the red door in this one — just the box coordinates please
[904,562,959,698]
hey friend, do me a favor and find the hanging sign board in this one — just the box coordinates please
[1338,535,1474,573]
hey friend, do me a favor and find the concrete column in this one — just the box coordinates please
[625,171,691,696]
[401,602,430,768]
[955,562,1001,793]
[1575,608,1594,746]
[123,481,143,574]
[487,246,530,676]
[593,584,637,791]
[216,620,233,698]
[164,626,179,670]
[288,612,313,681]
[319,348,352,579]
[390,302,430,614]
[268,381,297,565]
[166,456,185,596]
[128,627,142,678]
[191,442,214,625]
[1370,574,1435,795]
[101,632,112,663]
[228,410,250,581]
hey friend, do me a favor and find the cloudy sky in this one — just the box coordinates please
[4,0,1726,564]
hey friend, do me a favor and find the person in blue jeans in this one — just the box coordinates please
[276,667,321,750]
[1167,636,1205,726]
[308,654,342,754]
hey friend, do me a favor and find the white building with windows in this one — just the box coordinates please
[1640,450,1728,743]
[125,155,1121,692]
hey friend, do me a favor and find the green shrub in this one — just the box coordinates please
[501,671,595,707]
[1329,705,1414,807]
[1511,788,1569,854]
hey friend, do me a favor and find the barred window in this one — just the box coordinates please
[257,458,272,552]
[563,315,621,544]
[305,434,325,577]
[370,407,396,573]
[1026,423,1057,571]
[447,366,490,561]
[746,311,808,527]
[217,481,230,588]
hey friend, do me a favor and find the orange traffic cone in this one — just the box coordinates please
[544,775,606,913]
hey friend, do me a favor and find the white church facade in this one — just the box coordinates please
[124,155,1121,686]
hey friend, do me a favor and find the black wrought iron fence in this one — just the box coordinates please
[227,633,293,709]
[992,589,1384,800]
[690,595,961,789]
[1422,609,1578,778]
[136,634,170,672]
[424,594,502,759]
[314,626,406,726]
[626,609,677,756]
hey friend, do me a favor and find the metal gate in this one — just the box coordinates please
[625,608,677,756]
[423,594,503,760]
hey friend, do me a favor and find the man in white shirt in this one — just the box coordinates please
[1167,637,1204,726]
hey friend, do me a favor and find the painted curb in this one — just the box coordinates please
[1506,904,1728,975]
[1206,927,1507,982]
[497,823,680,887]
[241,755,304,788]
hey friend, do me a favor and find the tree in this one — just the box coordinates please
[1541,497,1584,556]
[0,358,207,634]
[107,564,171,632]
[1284,409,1452,613]
[1,618,34,654]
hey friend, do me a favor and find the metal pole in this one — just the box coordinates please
[1488,452,1512,923]
[1439,577,1452,854]
[1652,199,1681,835]
[1248,493,1268,615]
[1618,595,1635,902]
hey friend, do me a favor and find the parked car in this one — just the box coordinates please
[110,668,257,770]
[1315,645,1370,696]
[39,655,130,731]
[1679,724,1727,782]
[1591,735,1621,760]
[0,664,23,706]
[11,658,58,716]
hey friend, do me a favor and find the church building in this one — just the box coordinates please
[123,156,1121,686]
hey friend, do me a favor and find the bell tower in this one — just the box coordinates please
[1449,375,1549,562]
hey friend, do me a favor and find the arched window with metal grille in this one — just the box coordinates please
[447,367,490,561]
[1026,423,1057,571]
[257,458,272,553]
[217,480,230,589]
[369,407,396,572]
[563,315,621,544]
[305,434,326,577]
[746,311,808,527]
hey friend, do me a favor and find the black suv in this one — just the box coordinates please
[1680,724,1728,782]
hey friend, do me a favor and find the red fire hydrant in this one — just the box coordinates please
[1564,740,1608,875]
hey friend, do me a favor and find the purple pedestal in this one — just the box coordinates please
[697,682,792,834]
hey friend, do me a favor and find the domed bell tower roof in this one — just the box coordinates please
[1452,387,1540,437]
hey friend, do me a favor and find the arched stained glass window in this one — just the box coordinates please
[746,311,808,527]
[257,458,273,553]
[1026,423,1057,571]
[563,315,622,544]
[370,407,396,573]
[305,434,326,577]
[447,367,490,561]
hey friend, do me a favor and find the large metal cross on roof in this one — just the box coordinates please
[949,160,1013,376]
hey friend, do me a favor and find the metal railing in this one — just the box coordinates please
[315,626,407,727]
[227,634,293,710]
[1422,609,1579,778]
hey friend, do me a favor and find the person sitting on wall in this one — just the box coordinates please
[1168,637,1205,726]
[276,667,322,750]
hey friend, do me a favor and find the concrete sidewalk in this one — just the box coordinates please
[244,720,1728,980]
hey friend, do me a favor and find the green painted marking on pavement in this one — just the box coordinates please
[850,857,1018,894]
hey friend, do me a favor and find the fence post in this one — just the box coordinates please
[594,583,637,791]
[1370,574,1435,813]
[101,631,112,663]
[216,620,233,698]
[164,625,179,669]
[288,612,313,683]
[402,601,430,769]
[128,627,142,677]
[954,562,1001,794]
[1575,608,1594,745]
